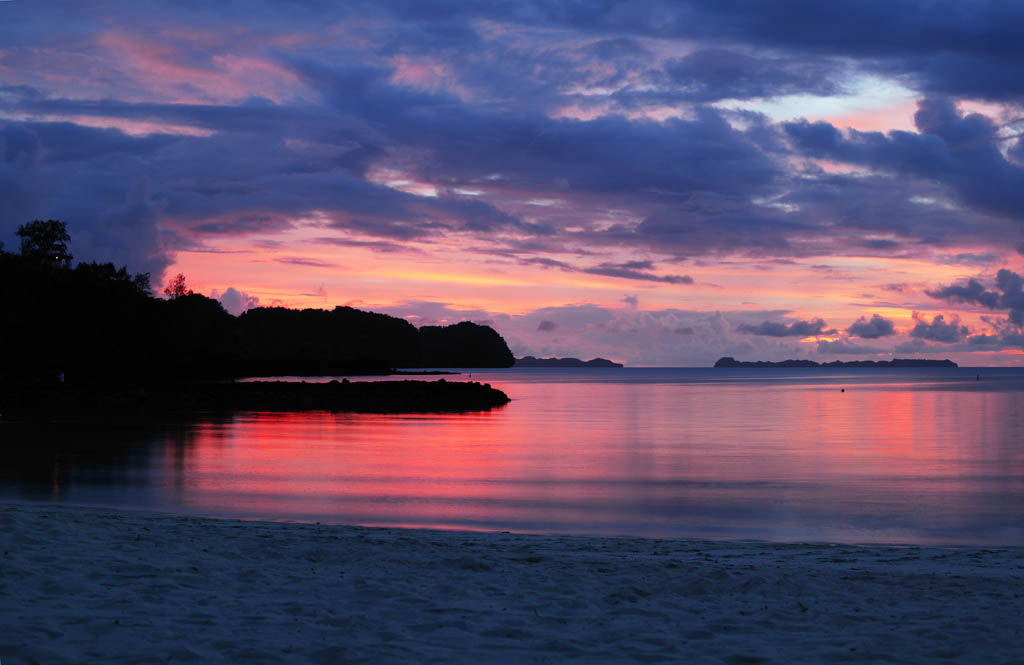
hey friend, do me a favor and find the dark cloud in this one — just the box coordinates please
[846,314,895,339]
[536,319,558,332]
[935,252,998,266]
[737,318,834,337]
[293,59,781,199]
[0,122,171,279]
[313,237,413,253]
[585,37,651,60]
[784,99,1024,226]
[927,278,1001,309]
[659,48,844,102]
[275,257,336,268]
[518,256,575,270]
[621,294,639,308]
[909,312,968,343]
[583,261,693,284]
[927,269,1024,326]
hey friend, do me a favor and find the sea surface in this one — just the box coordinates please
[4,367,1024,545]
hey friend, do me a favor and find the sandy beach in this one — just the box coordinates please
[3,502,1023,664]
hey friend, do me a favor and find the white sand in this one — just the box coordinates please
[2,502,1023,664]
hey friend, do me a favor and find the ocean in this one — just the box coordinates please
[3,367,1024,545]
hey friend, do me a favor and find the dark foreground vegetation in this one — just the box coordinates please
[1,221,513,382]
[0,221,514,418]
[714,357,958,368]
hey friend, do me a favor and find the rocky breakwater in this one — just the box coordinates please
[0,379,511,424]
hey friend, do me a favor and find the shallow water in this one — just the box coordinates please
[3,367,1024,544]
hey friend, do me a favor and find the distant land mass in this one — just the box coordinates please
[714,357,958,368]
[515,356,624,368]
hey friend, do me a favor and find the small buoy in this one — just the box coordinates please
[841,388,845,392]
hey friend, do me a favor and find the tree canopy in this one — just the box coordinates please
[1,221,514,382]
[163,273,193,298]
[17,220,73,268]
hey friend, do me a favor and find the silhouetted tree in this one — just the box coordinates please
[133,272,152,296]
[163,273,193,298]
[75,261,153,297]
[17,220,72,268]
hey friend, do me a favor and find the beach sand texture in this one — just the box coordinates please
[2,502,1023,664]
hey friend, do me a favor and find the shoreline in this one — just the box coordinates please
[0,378,511,424]
[3,502,1023,664]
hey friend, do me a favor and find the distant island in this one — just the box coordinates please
[515,356,624,368]
[714,357,958,368]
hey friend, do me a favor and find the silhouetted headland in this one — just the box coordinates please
[0,220,514,418]
[1,224,514,382]
[515,356,624,368]
[713,357,958,368]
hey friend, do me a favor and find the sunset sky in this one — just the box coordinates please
[4,1,1024,365]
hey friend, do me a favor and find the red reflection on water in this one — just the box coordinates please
[165,377,1024,543]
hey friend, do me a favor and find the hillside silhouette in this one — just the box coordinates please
[0,221,514,385]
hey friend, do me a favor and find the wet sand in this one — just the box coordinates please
[2,502,1022,664]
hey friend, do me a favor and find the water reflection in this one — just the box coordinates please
[3,370,1024,545]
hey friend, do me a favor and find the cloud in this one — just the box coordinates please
[212,286,259,316]
[275,257,336,268]
[846,314,895,339]
[909,312,968,343]
[313,236,417,254]
[817,339,885,355]
[927,277,1001,308]
[784,99,1024,226]
[927,268,1024,326]
[621,294,639,308]
[658,48,844,102]
[536,319,557,332]
[737,318,834,337]
[894,338,933,354]
[369,300,825,366]
[6,0,1024,321]
[0,122,172,280]
[582,261,693,284]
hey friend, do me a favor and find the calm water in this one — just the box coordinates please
[3,367,1024,545]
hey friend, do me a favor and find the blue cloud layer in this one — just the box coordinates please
[1,0,1023,295]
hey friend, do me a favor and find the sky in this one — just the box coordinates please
[4,1,1024,365]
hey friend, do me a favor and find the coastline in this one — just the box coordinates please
[0,379,510,423]
[3,502,1022,664]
